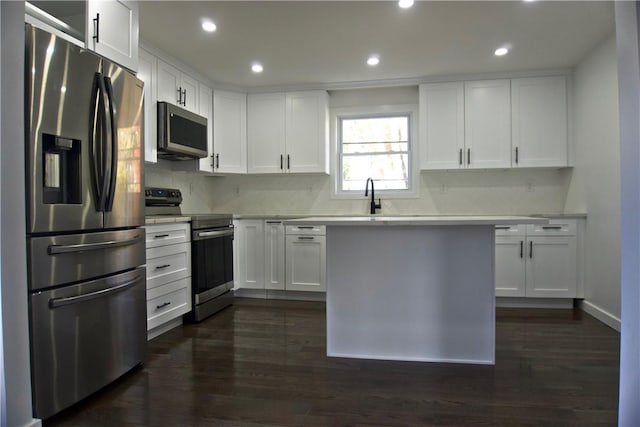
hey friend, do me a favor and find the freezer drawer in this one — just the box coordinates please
[30,267,147,419]
[28,228,145,291]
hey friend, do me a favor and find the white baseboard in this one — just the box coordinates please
[266,290,326,302]
[578,300,621,332]
[147,317,183,340]
[234,288,326,302]
[496,297,574,309]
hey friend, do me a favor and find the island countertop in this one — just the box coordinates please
[284,215,549,227]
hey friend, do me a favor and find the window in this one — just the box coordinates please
[338,114,411,192]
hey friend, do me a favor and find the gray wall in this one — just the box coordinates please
[1,2,39,426]
[615,2,640,425]
[564,34,621,327]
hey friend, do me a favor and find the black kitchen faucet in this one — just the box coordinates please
[364,177,382,215]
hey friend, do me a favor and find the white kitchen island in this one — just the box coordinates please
[284,216,547,365]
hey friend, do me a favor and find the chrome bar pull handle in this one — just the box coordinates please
[529,241,533,258]
[93,13,100,43]
[520,240,524,258]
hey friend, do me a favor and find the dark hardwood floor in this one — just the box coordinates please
[46,298,620,426]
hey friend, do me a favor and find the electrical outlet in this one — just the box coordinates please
[526,182,534,192]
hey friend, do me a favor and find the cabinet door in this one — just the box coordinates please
[495,236,526,297]
[264,221,285,290]
[525,237,577,298]
[86,0,138,71]
[285,235,326,292]
[137,48,157,164]
[157,59,181,105]
[247,93,286,173]
[214,90,248,174]
[180,73,199,113]
[235,220,265,290]
[419,82,465,170]
[464,80,511,168]
[285,91,329,174]
[512,76,568,167]
[198,83,214,173]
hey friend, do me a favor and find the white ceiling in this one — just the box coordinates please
[139,1,615,90]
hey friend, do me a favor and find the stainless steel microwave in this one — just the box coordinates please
[157,101,208,160]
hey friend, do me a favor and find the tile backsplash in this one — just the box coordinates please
[146,161,574,216]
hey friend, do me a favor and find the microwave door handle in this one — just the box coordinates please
[103,76,118,212]
[94,72,110,212]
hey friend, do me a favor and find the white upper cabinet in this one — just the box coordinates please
[286,91,330,174]
[511,76,568,167]
[419,82,465,170]
[86,0,139,71]
[157,59,199,113]
[137,47,157,164]
[197,83,214,173]
[464,79,512,169]
[247,91,329,174]
[247,93,287,174]
[420,76,569,171]
[214,90,248,174]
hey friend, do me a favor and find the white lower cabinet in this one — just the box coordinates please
[234,219,326,294]
[495,235,526,297]
[144,222,192,337]
[285,233,326,292]
[495,219,578,299]
[264,220,286,290]
[234,219,265,290]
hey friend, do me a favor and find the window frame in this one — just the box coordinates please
[331,104,419,199]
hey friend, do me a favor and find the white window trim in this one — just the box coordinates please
[330,104,420,200]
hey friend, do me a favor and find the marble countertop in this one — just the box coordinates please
[144,215,192,225]
[283,215,550,227]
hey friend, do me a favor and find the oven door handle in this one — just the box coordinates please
[195,229,234,239]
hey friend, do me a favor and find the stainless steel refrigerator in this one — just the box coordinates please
[25,24,146,420]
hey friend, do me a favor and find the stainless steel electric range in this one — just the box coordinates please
[146,187,234,322]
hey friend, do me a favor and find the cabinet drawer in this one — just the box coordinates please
[285,225,326,235]
[146,242,191,289]
[144,223,190,248]
[526,219,576,236]
[147,278,191,330]
[495,224,525,237]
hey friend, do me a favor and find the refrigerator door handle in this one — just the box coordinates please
[93,73,110,212]
[103,76,118,212]
[48,275,141,308]
[47,234,143,255]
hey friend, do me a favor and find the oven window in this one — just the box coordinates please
[192,235,233,293]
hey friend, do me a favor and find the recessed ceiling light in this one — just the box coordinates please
[367,55,380,66]
[494,47,509,56]
[201,20,217,33]
[398,0,415,8]
[251,63,264,73]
